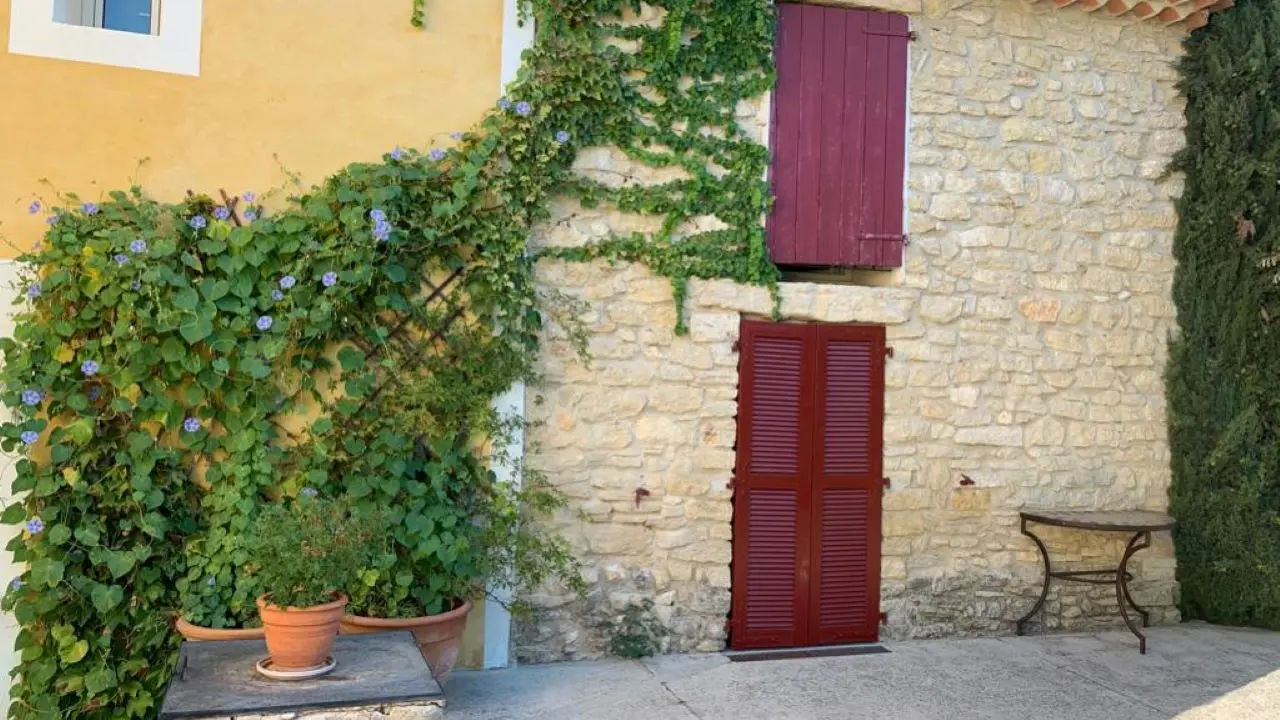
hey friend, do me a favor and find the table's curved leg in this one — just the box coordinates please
[1116,531,1152,654]
[1016,518,1051,635]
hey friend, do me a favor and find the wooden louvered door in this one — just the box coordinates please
[731,320,884,649]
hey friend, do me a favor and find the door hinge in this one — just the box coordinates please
[882,477,892,491]
[732,339,741,353]
[879,611,888,624]
[907,30,919,42]
[726,476,735,491]
[885,346,895,359]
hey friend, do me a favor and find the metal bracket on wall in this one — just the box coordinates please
[885,346,895,359]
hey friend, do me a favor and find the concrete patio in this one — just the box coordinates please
[447,623,1280,719]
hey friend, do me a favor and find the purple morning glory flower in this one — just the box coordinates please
[27,201,40,215]
[80,360,100,377]
[8,578,22,591]
[25,518,43,535]
[113,254,129,266]
[243,191,256,203]
[213,207,231,221]
[498,97,511,110]
[244,209,258,221]
[82,202,99,215]
[369,208,387,223]
[429,149,446,162]
[130,238,147,254]
[279,275,297,290]
[271,289,284,301]
[301,487,319,498]
[131,280,141,291]
[556,130,571,144]
[450,132,463,141]
[322,272,338,288]
[256,316,273,331]
[373,219,391,243]
[87,386,101,401]
[206,576,216,587]
[391,146,407,161]
[183,417,201,433]
[26,283,40,300]
[189,216,207,230]
[515,101,533,117]
[21,390,42,407]
[20,431,39,446]
[45,215,59,226]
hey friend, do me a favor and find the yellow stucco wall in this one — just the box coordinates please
[0,0,506,258]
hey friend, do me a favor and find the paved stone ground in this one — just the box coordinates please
[447,624,1280,719]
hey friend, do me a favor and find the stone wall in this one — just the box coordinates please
[517,0,1186,661]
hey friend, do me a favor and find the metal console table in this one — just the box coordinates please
[1015,510,1176,654]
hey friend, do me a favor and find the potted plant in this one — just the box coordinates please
[340,436,584,683]
[245,495,382,675]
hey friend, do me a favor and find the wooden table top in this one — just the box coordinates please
[1020,510,1175,532]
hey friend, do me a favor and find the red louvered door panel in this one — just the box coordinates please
[732,321,884,649]
[810,326,884,644]
[768,4,909,268]
[730,322,813,649]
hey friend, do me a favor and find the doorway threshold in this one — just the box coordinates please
[723,643,889,662]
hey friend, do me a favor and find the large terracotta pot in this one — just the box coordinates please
[175,616,265,642]
[340,599,473,683]
[256,594,347,672]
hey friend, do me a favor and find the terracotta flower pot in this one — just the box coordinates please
[256,594,348,672]
[340,599,473,683]
[175,616,265,642]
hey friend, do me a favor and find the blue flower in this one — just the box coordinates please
[242,191,256,203]
[130,238,147,254]
[113,254,129,266]
[556,130,571,144]
[450,132,463,140]
[301,487,319,498]
[46,214,59,226]
[189,215,207,230]
[206,576,216,587]
[27,201,40,215]
[82,202,99,215]
[213,207,231,221]
[391,146,407,161]
[80,360,100,377]
[256,316,273,331]
[429,148,446,162]
[369,208,387,223]
[8,578,22,592]
[498,97,511,110]
[24,518,43,535]
[279,275,297,290]
[87,386,101,401]
[271,289,284,301]
[322,272,338,288]
[516,101,533,117]
[244,209,258,221]
[20,431,39,446]
[26,283,40,300]
[373,219,392,243]
[131,280,141,291]
[21,390,42,407]
[183,417,201,433]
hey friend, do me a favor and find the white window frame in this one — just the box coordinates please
[8,0,202,76]
[57,0,163,36]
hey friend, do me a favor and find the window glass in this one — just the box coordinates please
[103,0,154,34]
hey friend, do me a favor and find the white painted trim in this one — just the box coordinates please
[483,0,535,672]
[9,0,202,76]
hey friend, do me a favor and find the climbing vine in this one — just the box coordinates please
[0,1,776,718]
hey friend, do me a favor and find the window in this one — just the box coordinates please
[54,0,160,35]
[768,5,909,269]
[8,0,203,76]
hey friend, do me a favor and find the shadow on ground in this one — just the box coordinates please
[446,623,1280,719]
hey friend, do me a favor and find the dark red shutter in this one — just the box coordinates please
[731,322,813,649]
[768,5,909,268]
[732,321,885,649]
[809,325,884,644]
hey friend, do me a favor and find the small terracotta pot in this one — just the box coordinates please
[256,594,348,672]
[340,599,473,683]
[175,616,265,642]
